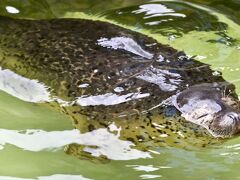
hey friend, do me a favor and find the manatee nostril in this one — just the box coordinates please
[227,114,236,120]
[207,112,240,137]
[224,112,240,125]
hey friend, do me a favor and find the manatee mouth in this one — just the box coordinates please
[208,112,240,137]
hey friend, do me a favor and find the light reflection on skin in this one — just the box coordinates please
[137,66,182,92]
[97,37,154,59]
[76,93,150,106]
[0,127,151,160]
[96,36,183,93]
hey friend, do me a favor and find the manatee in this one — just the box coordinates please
[0,16,239,155]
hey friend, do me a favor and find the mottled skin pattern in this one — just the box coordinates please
[0,16,238,159]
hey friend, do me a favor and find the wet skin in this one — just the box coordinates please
[0,16,239,152]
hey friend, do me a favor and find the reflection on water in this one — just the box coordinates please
[0,174,91,180]
[5,6,19,14]
[132,4,186,18]
[139,174,162,179]
[126,164,163,172]
[0,68,51,103]
[0,127,150,160]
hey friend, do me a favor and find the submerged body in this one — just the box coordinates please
[0,16,239,153]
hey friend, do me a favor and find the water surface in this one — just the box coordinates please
[0,0,240,179]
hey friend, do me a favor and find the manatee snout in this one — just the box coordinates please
[174,84,240,138]
[209,111,240,137]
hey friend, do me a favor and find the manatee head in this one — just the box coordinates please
[175,83,240,138]
[208,108,240,137]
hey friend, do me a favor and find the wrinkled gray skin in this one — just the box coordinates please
[0,15,239,142]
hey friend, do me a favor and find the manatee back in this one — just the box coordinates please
[0,16,230,153]
[0,17,227,115]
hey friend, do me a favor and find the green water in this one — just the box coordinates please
[0,0,240,179]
